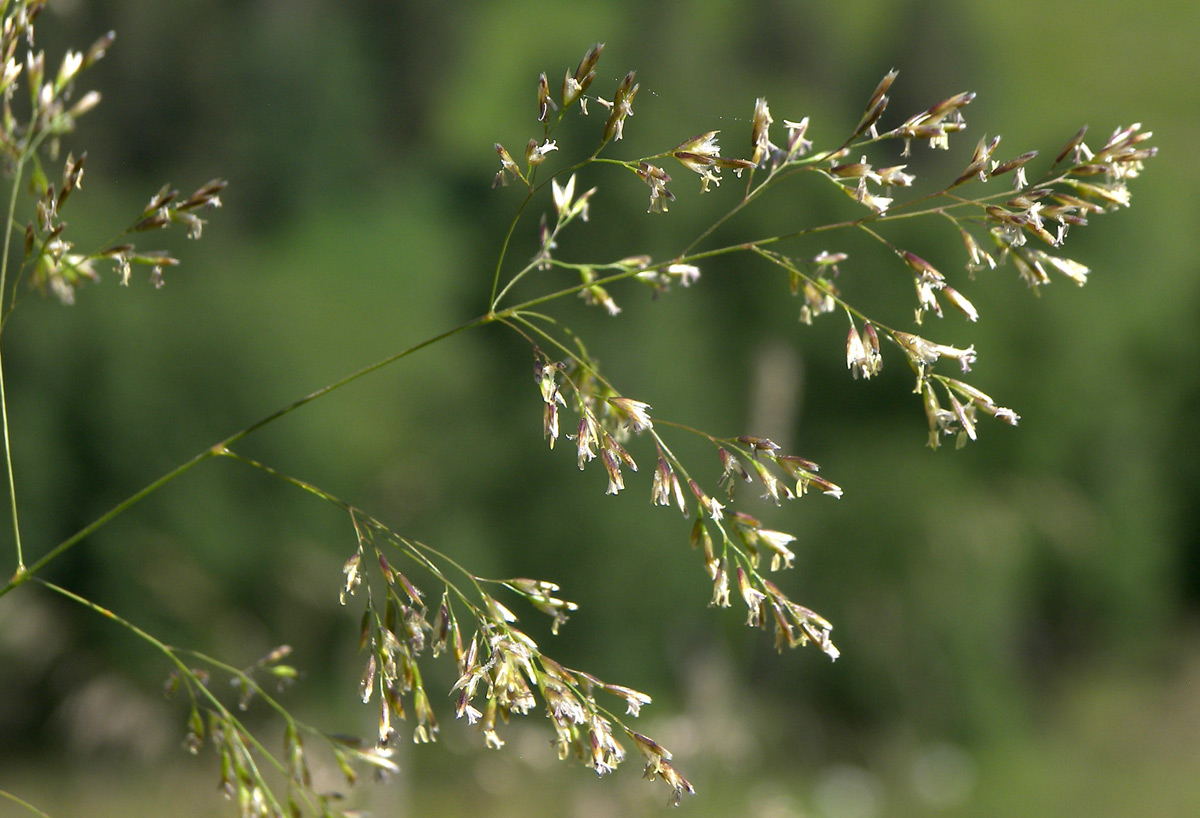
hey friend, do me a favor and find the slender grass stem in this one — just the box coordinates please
[0,789,55,818]
[221,448,494,619]
[36,577,196,675]
[489,190,536,311]
[1,151,26,576]
[0,351,21,577]
[1,313,492,599]
[36,578,303,816]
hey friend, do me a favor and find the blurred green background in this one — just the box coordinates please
[1,0,1197,816]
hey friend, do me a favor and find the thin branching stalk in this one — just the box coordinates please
[36,578,323,815]
[1,152,27,576]
[1,313,491,599]
[0,788,56,818]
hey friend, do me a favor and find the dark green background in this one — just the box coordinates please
[2,1,1197,816]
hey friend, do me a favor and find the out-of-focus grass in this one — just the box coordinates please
[8,631,1200,817]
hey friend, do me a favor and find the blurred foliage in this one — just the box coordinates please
[2,0,1198,815]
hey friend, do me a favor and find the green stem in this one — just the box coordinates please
[489,190,536,311]
[491,256,542,312]
[1,150,26,576]
[36,577,195,672]
[492,192,980,322]
[219,448,348,509]
[35,580,233,733]
[0,349,21,578]
[222,448,492,617]
[489,157,638,313]
[679,161,807,257]
[0,789,55,818]
[0,154,24,307]
[1,313,492,599]
[748,245,900,336]
[36,579,302,816]
[173,646,299,727]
